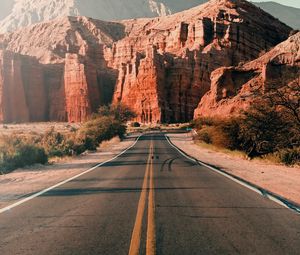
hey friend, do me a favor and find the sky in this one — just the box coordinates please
[251,0,300,8]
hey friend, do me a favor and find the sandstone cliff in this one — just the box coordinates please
[194,31,300,119]
[109,0,291,123]
[0,50,46,123]
[0,0,293,123]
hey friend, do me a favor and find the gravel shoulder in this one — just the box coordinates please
[0,135,138,209]
[168,132,300,205]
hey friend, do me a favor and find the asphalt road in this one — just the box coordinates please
[0,133,300,255]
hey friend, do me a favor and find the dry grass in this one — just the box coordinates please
[0,122,80,136]
[194,140,246,159]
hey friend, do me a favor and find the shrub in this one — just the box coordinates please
[275,148,300,165]
[213,119,240,150]
[39,128,73,157]
[0,136,48,174]
[78,116,126,147]
[13,145,48,167]
[131,122,141,127]
[191,117,215,130]
[197,127,213,144]
[237,103,292,158]
[193,101,299,164]
[98,103,136,122]
[0,105,131,174]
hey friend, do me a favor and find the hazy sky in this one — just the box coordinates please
[251,0,300,8]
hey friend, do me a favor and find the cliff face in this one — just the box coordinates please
[0,16,124,123]
[194,32,300,119]
[107,0,291,122]
[0,0,293,123]
[0,50,46,123]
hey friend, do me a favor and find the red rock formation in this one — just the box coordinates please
[107,0,292,122]
[0,50,46,123]
[194,31,300,118]
[0,0,293,123]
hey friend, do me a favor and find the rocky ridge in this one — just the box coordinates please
[0,0,293,123]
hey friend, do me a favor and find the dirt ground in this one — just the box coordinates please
[168,133,300,206]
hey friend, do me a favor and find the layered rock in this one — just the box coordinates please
[0,0,293,123]
[194,32,300,118]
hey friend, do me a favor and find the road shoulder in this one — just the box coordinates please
[167,132,300,206]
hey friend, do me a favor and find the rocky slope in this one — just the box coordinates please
[194,31,300,118]
[0,0,292,123]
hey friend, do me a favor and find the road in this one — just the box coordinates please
[0,133,300,255]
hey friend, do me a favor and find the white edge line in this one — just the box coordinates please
[0,135,142,214]
[165,134,300,213]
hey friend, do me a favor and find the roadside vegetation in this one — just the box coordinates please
[192,79,300,166]
[0,104,135,174]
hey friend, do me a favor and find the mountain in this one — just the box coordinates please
[0,0,292,123]
[0,0,204,33]
[253,1,300,29]
[194,31,300,118]
[0,0,299,34]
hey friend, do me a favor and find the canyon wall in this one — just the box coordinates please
[0,50,46,123]
[0,0,293,123]
[194,32,300,118]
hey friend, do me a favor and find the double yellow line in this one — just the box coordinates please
[128,139,156,255]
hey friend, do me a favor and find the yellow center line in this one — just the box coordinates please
[146,140,156,255]
[128,139,153,255]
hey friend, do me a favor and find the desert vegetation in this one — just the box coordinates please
[0,104,135,174]
[192,77,300,165]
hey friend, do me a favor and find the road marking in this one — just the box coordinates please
[128,141,152,255]
[129,138,157,255]
[146,140,156,255]
[165,134,300,214]
[0,135,142,215]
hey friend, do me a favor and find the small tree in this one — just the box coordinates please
[98,104,136,123]
[265,74,300,128]
[238,101,291,158]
